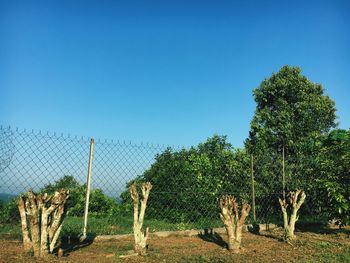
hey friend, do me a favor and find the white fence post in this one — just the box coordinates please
[82,138,94,239]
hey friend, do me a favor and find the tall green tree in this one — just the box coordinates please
[246,65,337,217]
[247,65,336,152]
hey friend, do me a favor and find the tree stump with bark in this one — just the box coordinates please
[278,190,306,242]
[129,182,152,256]
[219,195,251,253]
[17,188,69,258]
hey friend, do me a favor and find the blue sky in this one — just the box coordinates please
[1,0,349,148]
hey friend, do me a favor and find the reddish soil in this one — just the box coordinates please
[0,227,349,263]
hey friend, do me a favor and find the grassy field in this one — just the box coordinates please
[0,215,223,239]
[0,213,327,240]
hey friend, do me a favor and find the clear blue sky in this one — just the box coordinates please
[1,0,349,148]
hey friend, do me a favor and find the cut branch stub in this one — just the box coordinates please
[278,190,306,242]
[238,201,251,226]
[219,195,251,253]
[129,182,152,256]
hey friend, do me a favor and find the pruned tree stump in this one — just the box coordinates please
[219,195,251,253]
[279,190,306,242]
[129,182,152,256]
[17,188,69,258]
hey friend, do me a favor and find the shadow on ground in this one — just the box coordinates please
[198,229,227,249]
[58,234,96,256]
[296,222,350,236]
[246,223,283,241]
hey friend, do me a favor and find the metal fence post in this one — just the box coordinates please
[82,138,94,239]
[251,154,256,221]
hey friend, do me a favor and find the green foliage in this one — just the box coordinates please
[246,65,338,220]
[0,198,19,223]
[122,135,251,222]
[42,175,80,193]
[248,65,336,152]
[316,129,350,226]
[41,175,84,216]
[41,175,121,217]
[0,175,122,224]
[246,66,336,191]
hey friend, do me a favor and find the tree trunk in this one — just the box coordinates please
[27,190,41,257]
[17,196,32,252]
[225,222,235,251]
[129,182,152,256]
[232,224,243,251]
[279,190,306,242]
[283,226,295,241]
[40,209,49,257]
[219,195,251,253]
[134,227,148,256]
[48,203,66,253]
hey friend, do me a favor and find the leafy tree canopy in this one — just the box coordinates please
[247,65,336,153]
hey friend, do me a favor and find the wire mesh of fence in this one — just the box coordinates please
[0,126,290,239]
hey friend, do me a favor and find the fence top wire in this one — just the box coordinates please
[0,125,185,149]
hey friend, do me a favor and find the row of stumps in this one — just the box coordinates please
[17,184,306,258]
[122,183,307,256]
[219,189,306,253]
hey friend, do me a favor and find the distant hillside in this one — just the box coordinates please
[0,193,17,203]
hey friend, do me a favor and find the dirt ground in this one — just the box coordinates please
[1,227,349,263]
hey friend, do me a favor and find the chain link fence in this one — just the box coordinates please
[0,126,288,239]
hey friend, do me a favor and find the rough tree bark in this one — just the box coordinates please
[278,190,306,242]
[219,195,251,253]
[17,189,69,258]
[17,196,32,251]
[129,182,152,256]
